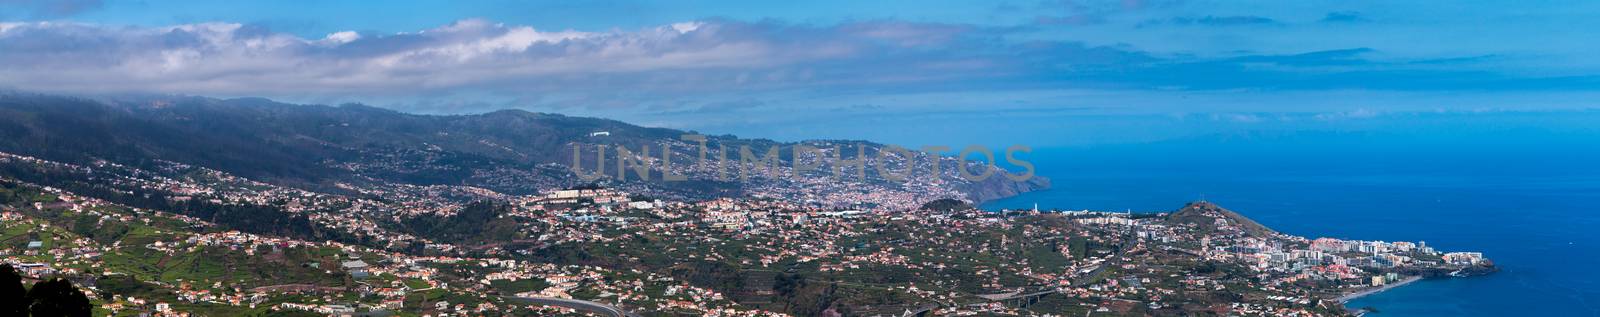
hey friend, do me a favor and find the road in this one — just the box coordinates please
[506,296,641,317]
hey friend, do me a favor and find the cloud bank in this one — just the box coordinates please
[3,17,1589,106]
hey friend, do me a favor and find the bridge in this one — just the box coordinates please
[900,303,938,317]
[975,287,1060,308]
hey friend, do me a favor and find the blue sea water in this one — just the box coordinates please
[980,136,1600,316]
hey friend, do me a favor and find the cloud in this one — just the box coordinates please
[0,19,1083,101]
[1211,113,1265,123]
[834,104,885,112]
[1029,0,1185,27]
[1321,11,1369,23]
[1223,48,1376,66]
[0,17,1590,117]
[648,98,767,115]
[0,0,103,19]
[0,19,852,95]
[1313,108,1381,120]
[1034,14,1106,26]
[1140,15,1279,27]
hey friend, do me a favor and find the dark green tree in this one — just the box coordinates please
[26,278,92,317]
[0,264,27,315]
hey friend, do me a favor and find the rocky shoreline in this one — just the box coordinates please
[1340,262,1499,315]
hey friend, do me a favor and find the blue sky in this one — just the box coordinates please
[2,0,1598,146]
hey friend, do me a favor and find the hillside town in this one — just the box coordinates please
[0,150,1493,316]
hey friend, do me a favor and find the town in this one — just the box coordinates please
[0,150,1493,316]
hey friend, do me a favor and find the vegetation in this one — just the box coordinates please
[0,94,1046,201]
[918,198,973,211]
[399,201,524,245]
[1,265,93,317]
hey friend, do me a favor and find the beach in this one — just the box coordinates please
[1338,275,1424,303]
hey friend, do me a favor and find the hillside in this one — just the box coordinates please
[1166,201,1277,238]
[0,93,1047,207]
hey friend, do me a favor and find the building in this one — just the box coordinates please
[342,260,371,279]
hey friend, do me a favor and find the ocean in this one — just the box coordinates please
[979,138,1600,316]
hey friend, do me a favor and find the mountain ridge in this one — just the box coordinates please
[0,93,1048,207]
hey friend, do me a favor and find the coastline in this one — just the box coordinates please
[1337,275,1424,303]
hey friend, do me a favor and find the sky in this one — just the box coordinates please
[2,0,1598,146]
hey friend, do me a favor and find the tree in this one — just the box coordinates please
[0,264,26,315]
[26,278,92,317]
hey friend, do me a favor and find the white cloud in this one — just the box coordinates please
[0,17,1586,117]
[669,22,704,33]
[321,31,361,44]
[1314,108,1381,121]
[0,19,939,97]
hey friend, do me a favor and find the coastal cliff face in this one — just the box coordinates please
[958,171,1052,203]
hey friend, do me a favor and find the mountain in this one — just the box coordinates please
[0,92,1047,207]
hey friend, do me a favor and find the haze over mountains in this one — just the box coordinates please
[0,92,1047,207]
